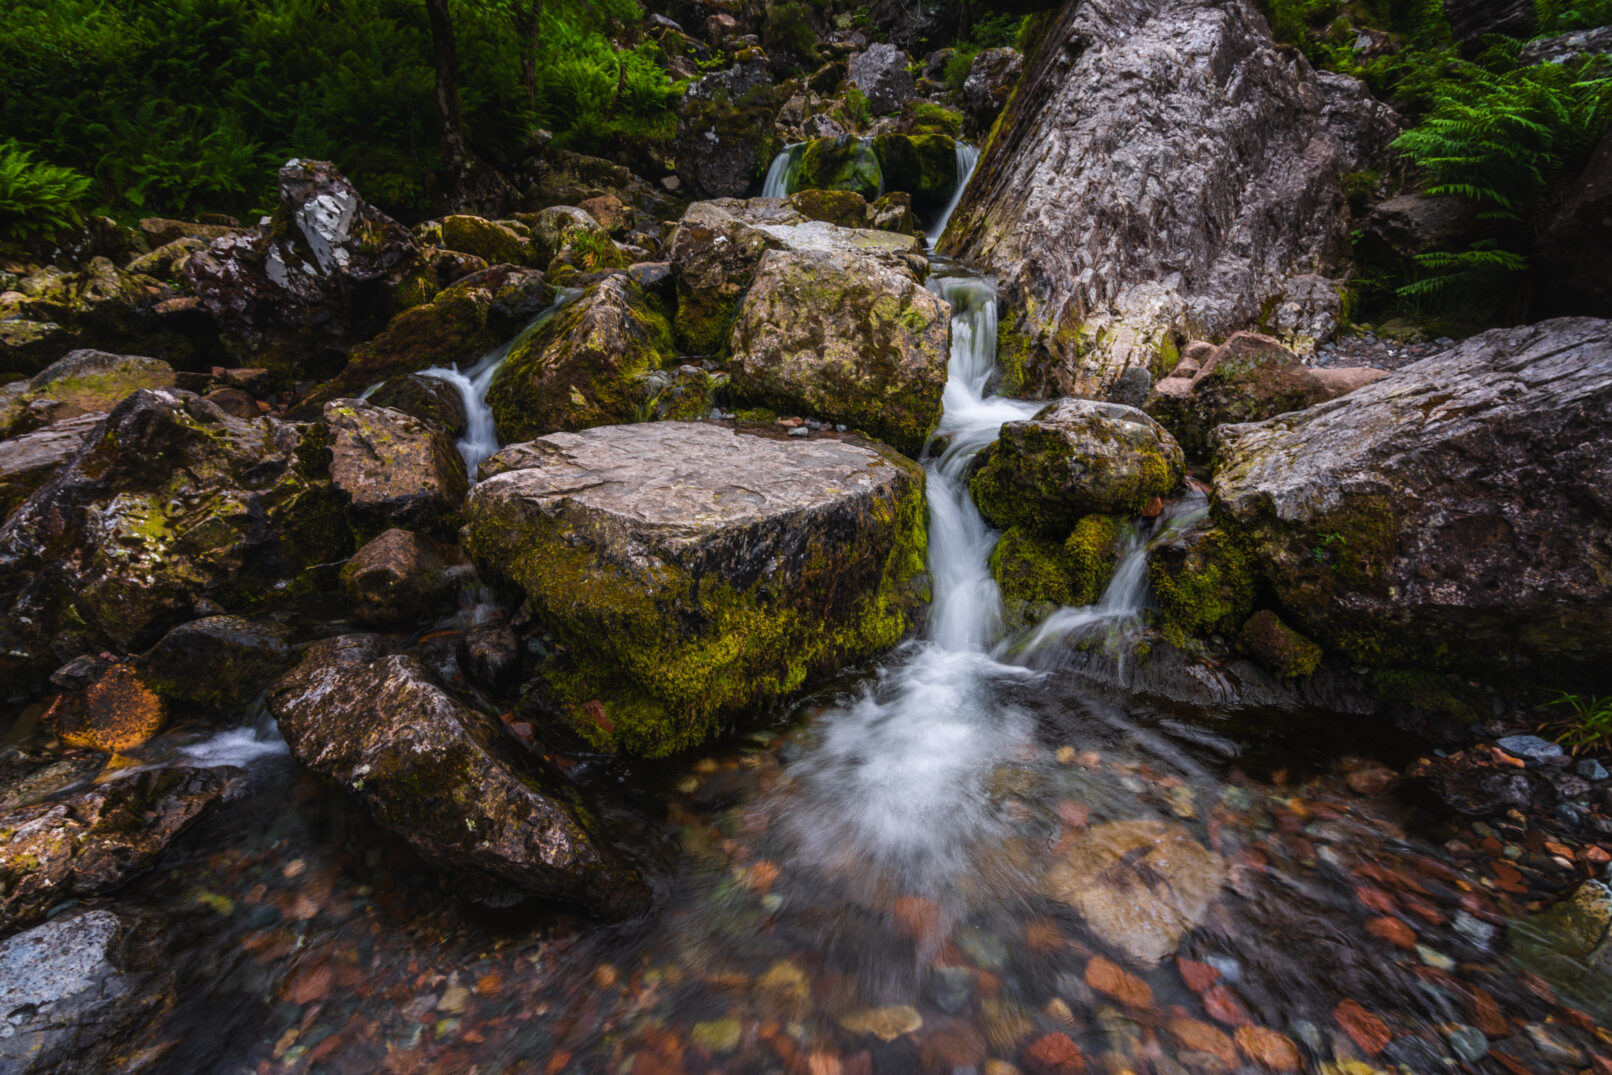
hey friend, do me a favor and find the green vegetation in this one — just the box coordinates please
[0,0,681,222]
[0,143,94,240]
[942,13,1033,94]
[1543,691,1612,752]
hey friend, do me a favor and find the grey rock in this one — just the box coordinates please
[1497,734,1565,763]
[1520,25,1612,66]
[1576,758,1609,781]
[267,634,650,917]
[962,47,1023,133]
[1443,0,1534,43]
[139,614,295,707]
[0,911,162,1073]
[459,623,522,695]
[942,0,1398,395]
[369,373,469,437]
[0,413,103,520]
[676,59,786,199]
[848,42,915,115]
[1213,318,1612,680]
[339,528,458,626]
[924,964,975,1015]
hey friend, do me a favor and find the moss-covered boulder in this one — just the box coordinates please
[991,527,1076,608]
[971,399,1184,537]
[871,134,957,210]
[0,389,350,696]
[268,633,649,917]
[727,246,949,455]
[1064,513,1126,605]
[486,274,673,443]
[1237,609,1322,677]
[523,206,621,277]
[440,215,533,266]
[367,373,469,436]
[324,399,469,537]
[317,265,550,401]
[1146,332,1386,458]
[795,137,884,201]
[1212,318,1612,682]
[464,421,927,757]
[0,350,175,439]
[666,198,928,355]
[138,615,295,708]
[675,57,792,199]
[1147,525,1255,647]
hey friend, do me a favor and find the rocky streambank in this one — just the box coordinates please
[1,0,1611,1070]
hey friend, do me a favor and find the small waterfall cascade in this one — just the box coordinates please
[926,141,981,247]
[420,288,580,477]
[760,142,805,198]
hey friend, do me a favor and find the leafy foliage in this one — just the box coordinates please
[0,0,680,221]
[0,142,94,239]
[1543,691,1612,753]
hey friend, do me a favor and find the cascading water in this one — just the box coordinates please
[926,141,981,247]
[760,142,804,198]
[420,288,579,476]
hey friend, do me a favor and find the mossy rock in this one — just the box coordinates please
[970,398,1184,537]
[1147,526,1255,647]
[440,215,533,267]
[990,527,1075,607]
[795,138,884,201]
[486,274,673,443]
[788,189,872,229]
[1236,609,1322,678]
[1064,514,1125,606]
[464,422,928,757]
[871,133,958,210]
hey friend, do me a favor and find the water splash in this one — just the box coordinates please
[760,142,804,198]
[926,142,981,247]
[420,288,580,477]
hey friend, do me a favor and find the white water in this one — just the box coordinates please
[760,142,804,198]
[926,142,981,247]
[420,289,579,477]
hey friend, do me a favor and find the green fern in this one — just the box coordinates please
[0,142,93,240]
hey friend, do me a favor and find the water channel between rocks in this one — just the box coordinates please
[58,170,1602,1075]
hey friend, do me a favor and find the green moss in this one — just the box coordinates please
[990,527,1075,606]
[1148,528,1256,647]
[467,458,928,757]
[1064,514,1124,606]
[787,188,870,228]
[870,133,957,210]
[795,138,884,201]
[970,425,1179,538]
[1370,668,1487,724]
[1237,609,1323,677]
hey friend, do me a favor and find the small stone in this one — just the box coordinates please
[836,423,848,432]
[691,1017,743,1053]
[1553,803,1584,828]
[1055,746,1076,764]
[1233,1025,1302,1070]
[839,1004,921,1041]
[958,926,1009,971]
[1415,944,1455,971]
[1022,1031,1087,1075]
[1495,734,1563,763]
[1575,758,1608,780]
[1446,1024,1487,1062]
[1345,767,1396,796]
[788,426,810,437]
[1084,956,1153,1010]
[925,965,974,1014]
[437,975,471,1014]
[46,664,165,753]
[1044,996,1076,1027]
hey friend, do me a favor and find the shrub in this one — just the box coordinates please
[0,143,93,240]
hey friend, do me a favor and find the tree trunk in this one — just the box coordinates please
[516,0,544,113]
[425,0,510,215]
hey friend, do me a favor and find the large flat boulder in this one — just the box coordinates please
[465,422,927,756]
[1212,318,1612,682]
[268,634,649,918]
[728,245,950,454]
[941,0,1398,395]
[0,389,349,696]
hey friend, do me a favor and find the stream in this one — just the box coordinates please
[22,155,1603,1075]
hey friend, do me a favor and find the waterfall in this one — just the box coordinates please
[760,142,804,198]
[420,288,579,477]
[926,142,981,248]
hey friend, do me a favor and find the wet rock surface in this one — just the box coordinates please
[1213,317,1612,680]
[138,615,295,708]
[0,389,347,694]
[0,767,232,931]
[943,0,1397,393]
[464,421,926,756]
[324,398,468,536]
[267,634,649,918]
[339,528,458,627]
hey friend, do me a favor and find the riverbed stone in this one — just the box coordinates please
[1509,880,1612,1017]
[324,398,469,536]
[1212,318,1612,679]
[486,274,673,443]
[0,766,232,931]
[727,245,950,454]
[267,633,650,917]
[464,421,927,757]
[0,389,349,696]
[368,372,469,436]
[138,614,296,707]
[340,528,458,626]
[1041,818,1228,967]
[970,399,1184,537]
[942,0,1397,394]
[0,412,102,520]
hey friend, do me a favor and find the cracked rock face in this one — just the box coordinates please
[943,0,1398,396]
[1212,317,1612,681]
[465,422,928,757]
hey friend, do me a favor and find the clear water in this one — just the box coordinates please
[761,142,805,199]
[927,142,981,248]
